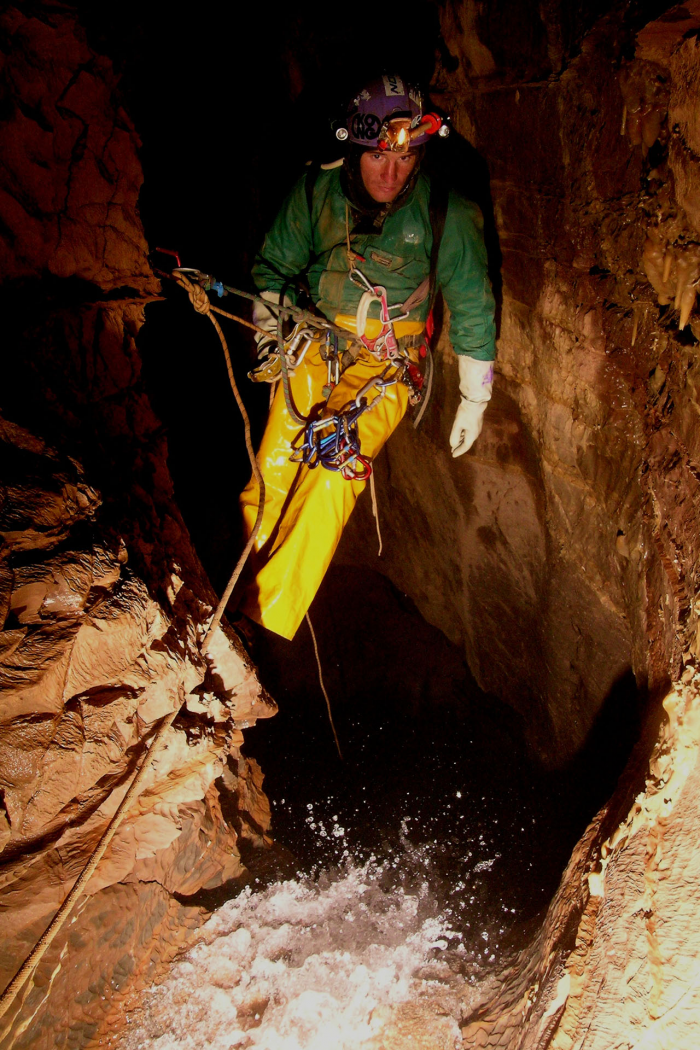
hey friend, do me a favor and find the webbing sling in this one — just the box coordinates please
[304,164,448,309]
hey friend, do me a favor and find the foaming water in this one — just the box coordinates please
[123,567,601,1049]
[124,857,470,1050]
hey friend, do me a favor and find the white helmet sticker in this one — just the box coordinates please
[382,74,405,97]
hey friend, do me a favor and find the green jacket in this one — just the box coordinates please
[252,166,496,361]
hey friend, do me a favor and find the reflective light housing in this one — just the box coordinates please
[377,113,448,152]
[378,117,413,153]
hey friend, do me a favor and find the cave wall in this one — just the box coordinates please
[332,2,700,1046]
[5,2,700,1049]
[0,7,273,1047]
[339,0,700,769]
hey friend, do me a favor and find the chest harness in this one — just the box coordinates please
[254,171,448,481]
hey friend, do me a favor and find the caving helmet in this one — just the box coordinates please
[336,74,449,153]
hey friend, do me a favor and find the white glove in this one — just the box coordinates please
[450,356,494,457]
[252,289,291,356]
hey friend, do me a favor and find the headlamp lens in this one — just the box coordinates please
[379,117,413,153]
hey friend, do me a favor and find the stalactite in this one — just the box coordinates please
[619,59,670,155]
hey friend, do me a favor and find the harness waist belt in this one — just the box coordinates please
[334,314,425,340]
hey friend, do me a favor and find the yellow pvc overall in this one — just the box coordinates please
[239,317,423,639]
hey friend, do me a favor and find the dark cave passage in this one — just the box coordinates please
[6,2,700,1047]
[241,565,640,951]
[122,0,647,973]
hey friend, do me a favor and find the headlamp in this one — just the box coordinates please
[377,113,450,152]
[378,117,413,153]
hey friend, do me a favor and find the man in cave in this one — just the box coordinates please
[237,75,496,641]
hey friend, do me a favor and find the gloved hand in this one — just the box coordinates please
[450,356,494,457]
[253,289,289,358]
[256,335,277,360]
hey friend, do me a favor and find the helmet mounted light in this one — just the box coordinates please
[374,113,450,152]
[337,75,450,150]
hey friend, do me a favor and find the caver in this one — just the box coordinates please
[239,74,497,640]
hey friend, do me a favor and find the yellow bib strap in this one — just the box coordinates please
[334,313,425,341]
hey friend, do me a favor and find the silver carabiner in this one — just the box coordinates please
[355,375,387,410]
[349,265,376,294]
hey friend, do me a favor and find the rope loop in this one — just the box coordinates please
[173,272,212,316]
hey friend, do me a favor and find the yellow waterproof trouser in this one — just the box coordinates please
[239,321,422,639]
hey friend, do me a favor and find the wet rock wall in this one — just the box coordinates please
[340,2,700,1046]
[0,6,273,1047]
[340,1,700,769]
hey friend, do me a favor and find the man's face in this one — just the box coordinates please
[360,150,418,203]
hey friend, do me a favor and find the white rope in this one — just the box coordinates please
[0,275,266,1026]
[305,612,343,760]
[369,469,383,557]
[0,702,180,1024]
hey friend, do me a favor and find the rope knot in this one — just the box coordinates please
[174,273,211,316]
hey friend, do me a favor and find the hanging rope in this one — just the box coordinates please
[172,272,266,654]
[0,275,268,1026]
[0,703,180,1024]
[369,469,383,557]
[275,305,306,426]
[305,611,343,760]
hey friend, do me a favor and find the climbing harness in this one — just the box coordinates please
[248,321,316,383]
[352,267,406,362]
[320,329,341,399]
[155,258,428,482]
[292,402,371,481]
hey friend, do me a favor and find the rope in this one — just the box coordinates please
[210,304,270,338]
[276,308,306,427]
[214,280,357,344]
[0,704,180,1024]
[172,273,266,653]
[412,344,434,430]
[369,469,383,557]
[305,611,343,760]
[0,274,268,1025]
[345,202,353,263]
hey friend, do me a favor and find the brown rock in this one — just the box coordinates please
[0,6,157,293]
[0,8,272,1046]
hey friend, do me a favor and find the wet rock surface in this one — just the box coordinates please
[5,1,700,1049]
[0,7,273,1048]
[325,2,700,1046]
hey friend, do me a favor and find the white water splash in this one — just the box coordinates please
[124,860,465,1050]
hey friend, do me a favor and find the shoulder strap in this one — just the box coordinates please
[410,178,448,432]
[400,176,449,315]
[274,165,320,312]
[305,163,321,222]
[428,176,449,310]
